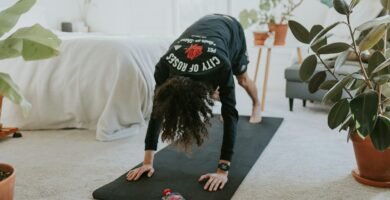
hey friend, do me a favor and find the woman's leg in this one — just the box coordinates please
[236,72,262,123]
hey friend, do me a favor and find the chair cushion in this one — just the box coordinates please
[285,61,361,82]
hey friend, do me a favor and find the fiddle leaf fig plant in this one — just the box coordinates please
[0,0,61,116]
[288,0,390,151]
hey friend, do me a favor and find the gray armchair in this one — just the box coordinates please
[284,61,360,111]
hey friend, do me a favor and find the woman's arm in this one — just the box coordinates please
[199,70,238,191]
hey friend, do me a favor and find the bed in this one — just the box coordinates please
[0,32,172,141]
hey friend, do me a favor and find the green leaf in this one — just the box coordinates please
[373,74,390,85]
[372,57,390,74]
[368,51,386,76]
[339,115,353,132]
[0,39,22,59]
[350,90,379,137]
[7,24,61,61]
[317,42,350,54]
[356,15,390,32]
[0,72,31,116]
[350,0,360,8]
[352,73,365,80]
[333,0,350,15]
[309,71,327,93]
[381,0,390,11]
[311,22,342,45]
[239,9,259,29]
[359,24,388,51]
[309,25,324,42]
[323,75,352,103]
[311,37,328,53]
[335,50,350,71]
[299,55,318,81]
[0,0,36,37]
[371,115,390,151]
[328,99,350,129]
[288,20,310,44]
[320,80,338,90]
[349,79,364,90]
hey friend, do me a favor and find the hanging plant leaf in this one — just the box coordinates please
[356,15,390,32]
[368,51,386,76]
[308,71,327,93]
[0,0,36,37]
[335,50,350,71]
[359,24,388,51]
[328,99,350,129]
[299,55,318,81]
[323,75,352,103]
[371,115,390,151]
[320,80,338,90]
[350,90,379,137]
[333,0,350,15]
[288,20,310,44]
[317,42,351,54]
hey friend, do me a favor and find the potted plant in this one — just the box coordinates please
[288,0,390,187]
[0,0,61,199]
[239,0,304,46]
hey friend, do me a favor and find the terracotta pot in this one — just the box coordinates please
[253,32,269,46]
[268,23,288,46]
[351,133,390,188]
[0,163,15,200]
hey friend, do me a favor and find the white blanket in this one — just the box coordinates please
[0,33,172,141]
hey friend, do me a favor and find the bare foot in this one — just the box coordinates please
[249,105,262,123]
[219,115,224,122]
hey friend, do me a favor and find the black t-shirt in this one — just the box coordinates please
[144,14,249,162]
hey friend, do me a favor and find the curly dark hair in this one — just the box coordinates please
[153,76,214,152]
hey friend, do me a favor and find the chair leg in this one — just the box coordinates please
[303,100,307,107]
[289,98,294,111]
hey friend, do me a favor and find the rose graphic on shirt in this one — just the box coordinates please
[185,44,203,60]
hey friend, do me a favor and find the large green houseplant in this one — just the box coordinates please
[289,0,390,187]
[0,0,61,199]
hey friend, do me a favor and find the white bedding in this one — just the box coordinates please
[0,32,172,141]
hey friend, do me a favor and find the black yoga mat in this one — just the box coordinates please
[93,116,283,200]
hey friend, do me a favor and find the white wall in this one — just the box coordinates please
[0,0,335,36]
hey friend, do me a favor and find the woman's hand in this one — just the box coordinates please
[126,164,154,181]
[198,171,228,191]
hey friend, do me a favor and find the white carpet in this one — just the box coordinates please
[1,48,390,200]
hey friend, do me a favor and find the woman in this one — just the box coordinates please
[126,14,260,192]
